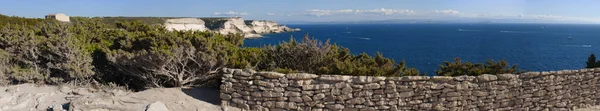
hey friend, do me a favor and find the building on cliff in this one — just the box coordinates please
[45,13,70,22]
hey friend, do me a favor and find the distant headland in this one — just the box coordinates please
[45,13,300,38]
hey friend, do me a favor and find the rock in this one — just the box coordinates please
[350,76,386,84]
[326,104,344,110]
[286,73,318,80]
[521,72,540,78]
[473,91,488,97]
[146,101,169,111]
[314,84,331,90]
[302,95,313,102]
[164,18,208,32]
[496,74,516,80]
[262,92,284,98]
[289,97,303,102]
[397,76,430,81]
[233,69,252,77]
[72,88,93,96]
[518,94,533,99]
[258,72,286,79]
[255,80,275,88]
[51,104,64,111]
[533,90,546,97]
[454,75,475,81]
[477,74,497,82]
[335,82,350,88]
[319,75,351,82]
[346,97,367,104]
[275,102,287,108]
[313,93,326,100]
[431,76,453,82]
[446,92,461,97]
[284,92,301,97]
[399,91,414,98]
[220,93,232,100]
[232,98,246,105]
[364,83,381,90]
[430,84,445,89]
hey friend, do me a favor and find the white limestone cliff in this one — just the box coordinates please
[164,18,208,31]
[217,17,255,35]
[249,20,281,34]
[163,17,298,38]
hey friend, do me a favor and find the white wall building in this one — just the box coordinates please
[45,13,70,22]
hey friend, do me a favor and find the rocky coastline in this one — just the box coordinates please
[164,17,299,38]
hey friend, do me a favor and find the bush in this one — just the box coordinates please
[436,58,520,76]
[0,49,10,85]
[586,54,600,68]
[37,22,95,83]
[0,24,49,83]
[0,15,424,90]
[258,34,422,76]
[102,21,243,89]
[0,14,46,27]
[0,20,97,84]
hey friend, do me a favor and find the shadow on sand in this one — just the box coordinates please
[181,88,221,105]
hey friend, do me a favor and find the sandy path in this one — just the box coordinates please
[0,84,240,111]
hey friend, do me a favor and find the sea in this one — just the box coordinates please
[244,24,600,75]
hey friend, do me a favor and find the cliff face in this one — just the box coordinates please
[164,17,298,38]
[164,18,208,31]
[217,17,254,35]
[249,20,297,34]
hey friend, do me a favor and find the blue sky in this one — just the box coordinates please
[1,0,599,23]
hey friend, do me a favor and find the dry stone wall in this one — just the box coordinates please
[220,68,600,111]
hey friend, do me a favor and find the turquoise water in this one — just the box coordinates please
[244,24,600,75]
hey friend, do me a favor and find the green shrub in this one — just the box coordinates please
[0,15,425,90]
[37,21,95,83]
[0,24,49,83]
[258,34,422,76]
[0,49,10,85]
[101,21,245,88]
[436,58,520,76]
[586,54,600,68]
[0,14,46,27]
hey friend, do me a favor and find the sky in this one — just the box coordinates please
[1,0,599,24]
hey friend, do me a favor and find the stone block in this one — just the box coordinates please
[258,72,286,79]
[319,75,351,82]
[477,74,498,82]
[286,73,318,80]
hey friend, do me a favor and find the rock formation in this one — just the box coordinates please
[164,18,208,31]
[247,20,297,34]
[164,17,299,38]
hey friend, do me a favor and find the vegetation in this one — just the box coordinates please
[257,35,422,76]
[586,54,600,68]
[436,58,520,76]
[0,14,527,91]
[0,14,47,27]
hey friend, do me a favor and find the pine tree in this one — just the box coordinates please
[586,54,597,68]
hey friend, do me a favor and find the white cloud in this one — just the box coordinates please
[520,14,600,23]
[304,8,415,17]
[284,8,600,23]
[266,13,276,16]
[433,10,460,15]
[213,11,249,16]
[464,14,600,23]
